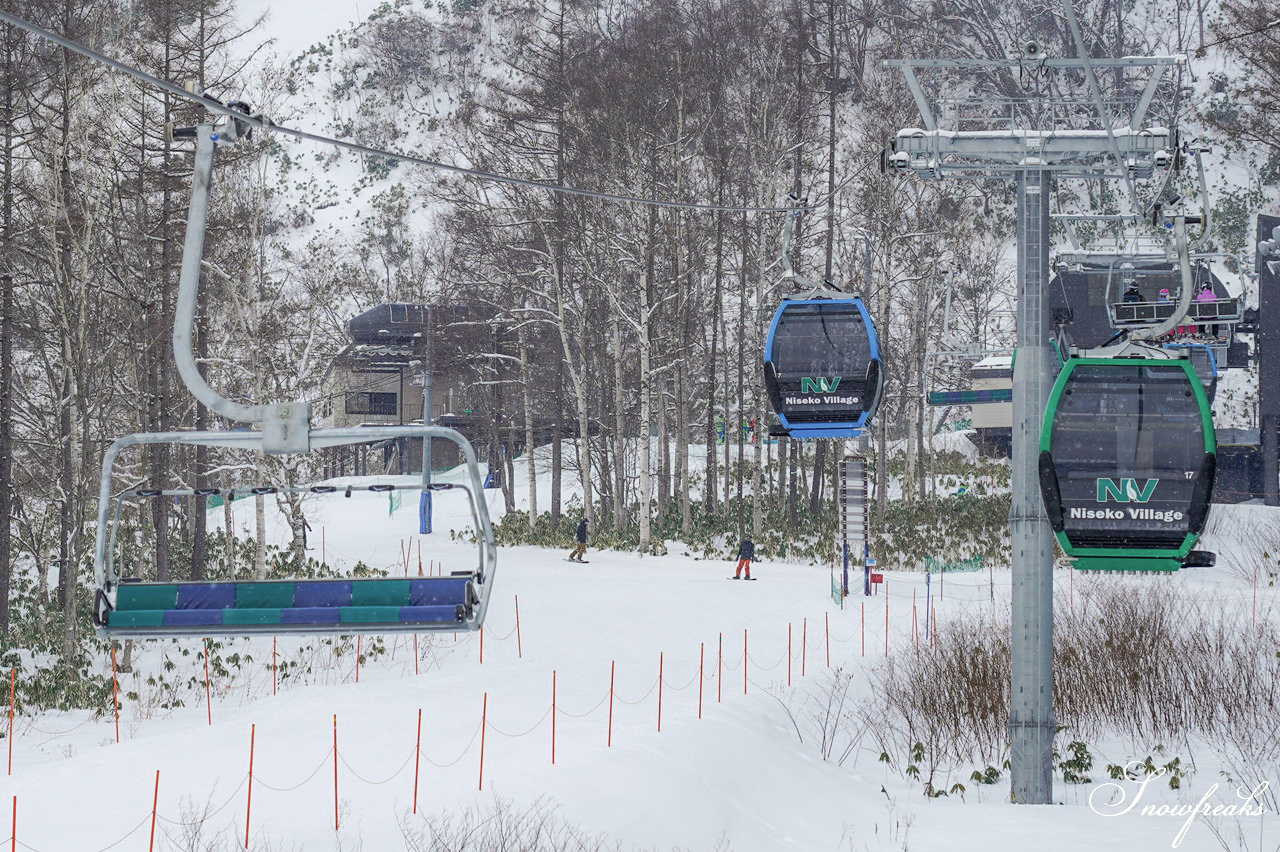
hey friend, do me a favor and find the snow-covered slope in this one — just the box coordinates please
[4,446,1279,850]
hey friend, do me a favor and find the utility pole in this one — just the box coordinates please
[413,306,436,534]
[1259,215,1280,506]
[1008,168,1055,800]
[884,49,1184,804]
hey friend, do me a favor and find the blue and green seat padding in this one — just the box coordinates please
[101,576,477,637]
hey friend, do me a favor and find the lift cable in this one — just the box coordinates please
[1195,17,1280,56]
[0,9,827,215]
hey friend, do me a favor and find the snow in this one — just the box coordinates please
[974,353,1013,370]
[3,444,1279,850]
[236,0,366,66]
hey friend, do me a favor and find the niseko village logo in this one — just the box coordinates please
[786,376,858,408]
[1075,477,1181,523]
[1096,477,1158,503]
[800,377,842,393]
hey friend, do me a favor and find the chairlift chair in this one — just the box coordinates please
[92,108,497,638]
[94,427,496,638]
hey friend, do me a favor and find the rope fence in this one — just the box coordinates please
[5,573,1279,846]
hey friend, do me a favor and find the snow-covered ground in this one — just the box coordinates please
[3,441,1278,851]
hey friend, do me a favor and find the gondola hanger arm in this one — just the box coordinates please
[1128,214,1199,342]
[776,196,846,298]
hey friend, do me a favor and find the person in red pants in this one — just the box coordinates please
[733,537,754,579]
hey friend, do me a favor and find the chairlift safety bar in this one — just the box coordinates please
[93,425,496,638]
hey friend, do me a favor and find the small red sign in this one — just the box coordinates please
[869,573,884,584]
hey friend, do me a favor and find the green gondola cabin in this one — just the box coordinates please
[1038,356,1216,572]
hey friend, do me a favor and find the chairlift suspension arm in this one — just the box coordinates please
[173,122,311,453]
[1129,216,1196,341]
[777,199,816,292]
[174,125,261,426]
[777,198,845,299]
[1188,150,1213,253]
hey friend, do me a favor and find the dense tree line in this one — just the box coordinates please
[0,0,1274,667]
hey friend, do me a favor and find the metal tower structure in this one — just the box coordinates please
[1261,214,1280,507]
[884,47,1189,804]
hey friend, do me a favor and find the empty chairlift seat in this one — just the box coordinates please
[92,425,497,639]
[105,576,479,637]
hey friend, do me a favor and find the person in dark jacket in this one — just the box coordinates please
[733,537,754,579]
[569,517,590,562]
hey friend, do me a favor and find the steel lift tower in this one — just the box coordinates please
[884,43,1188,803]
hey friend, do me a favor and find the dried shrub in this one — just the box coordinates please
[857,581,1280,783]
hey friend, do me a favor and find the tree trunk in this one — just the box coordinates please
[58,356,75,657]
[254,458,267,580]
[54,52,78,656]
[503,432,516,512]
[749,211,763,539]
[656,376,669,525]
[548,0,568,534]
[822,0,839,282]
[0,22,15,632]
[178,72,208,581]
[809,440,827,513]
[558,301,594,529]
[150,37,174,583]
[518,322,537,527]
[736,209,748,533]
[281,491,307,568]
[787,439,799,526]
[677,365,691,537]
[551,357,563,532]
[611,314,626,531]
[874,210,890,528]
[224,495,236,578]
[637,199,657,555]
[705,207,723,517]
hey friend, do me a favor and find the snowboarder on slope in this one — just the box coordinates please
[733,536,754,579]
[569,517,590,562]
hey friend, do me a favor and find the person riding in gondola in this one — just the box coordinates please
[1195,283,1217,339]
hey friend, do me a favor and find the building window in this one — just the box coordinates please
[346,392,398,416]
